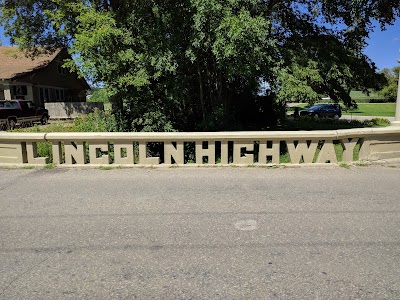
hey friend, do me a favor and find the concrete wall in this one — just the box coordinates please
[45,102,105,119]
[1,127,400,166]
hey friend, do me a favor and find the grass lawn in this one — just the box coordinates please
[289,103,396,117]
[342,103,395,117]
[350,90,384,102]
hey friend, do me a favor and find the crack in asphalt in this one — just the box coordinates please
[0,257,49,297]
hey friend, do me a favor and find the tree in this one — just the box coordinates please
[378,66,400,102]
[87,88,110,103]
[1,0,398,131]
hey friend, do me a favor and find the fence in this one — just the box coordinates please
[0,128,400,166]
[45,102,105,119]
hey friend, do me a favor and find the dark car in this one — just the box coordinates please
[0,100,49,130]
[299,104,341,119]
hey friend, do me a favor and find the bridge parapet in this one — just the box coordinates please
[1,128,400,166]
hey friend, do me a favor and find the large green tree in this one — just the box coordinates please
[1,0,397,130]
[378,66,400,102]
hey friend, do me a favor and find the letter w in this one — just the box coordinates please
[287,140,318,164]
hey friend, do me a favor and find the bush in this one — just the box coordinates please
[284,116,391,131]
[131,110,176,132]
[72,108,117,132]
[364,118,391,127]
[36,142,53,162]
[352,98,395,103]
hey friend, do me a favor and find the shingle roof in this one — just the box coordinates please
[0,47,61,80]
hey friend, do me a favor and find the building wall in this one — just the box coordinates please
[45,102,105,119]
[7,49,89,105]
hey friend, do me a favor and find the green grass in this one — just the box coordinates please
[44,163,56,169]
[354,161,369,167]
[13,122,74,133]
[339,162,350,169]
[99,165,113,170]
[342,103,395,117]
[289,102,395,117]
[350,90,384,102]
[22,165,35,169]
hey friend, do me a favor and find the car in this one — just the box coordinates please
[0,100,50,130]
[299,104,342,119]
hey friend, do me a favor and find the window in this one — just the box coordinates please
[39,88,50,103]
[1,101,19,108]
[13,85,28,98]
[19,101,29,110]
[27,101,37,109]
[55,89,65,101]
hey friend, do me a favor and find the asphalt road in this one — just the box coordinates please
[1,166,400,299]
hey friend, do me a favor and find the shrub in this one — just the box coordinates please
[131,110,176,132]
[72,108,117,132]
[365,118,391,127]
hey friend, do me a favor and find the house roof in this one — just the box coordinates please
[0,47,62,80]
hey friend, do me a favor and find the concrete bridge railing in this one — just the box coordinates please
[0,127,400,166]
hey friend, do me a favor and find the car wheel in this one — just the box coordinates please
[333,114,340,120]
[7,119,16,130]
[41,115,49,125]
[314,114,319,119]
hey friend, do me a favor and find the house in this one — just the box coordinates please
[0,47,90,106]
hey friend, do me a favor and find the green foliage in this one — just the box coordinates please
[350,90,386,103]
[284,117,390,131]
[43,163,56,169]
[1,0,398,130]
[340,163,351,169]
[36,142,52,162]
[99,165,113,170]
[131,110,176,132]
[377,67,400,102]
[72,109,117,132]
[22,165,35,169]
[13,110,118,163]
[198,106,238,131]
[87,88,110,103]
[354,161,369,167]
[276,63,322,105]
[365,118,391,127]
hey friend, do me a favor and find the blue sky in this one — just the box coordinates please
[1,19,399,71]
[364,19,400,70]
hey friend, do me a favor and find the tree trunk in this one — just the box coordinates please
[198,67,206,122]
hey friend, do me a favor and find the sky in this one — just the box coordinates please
[364,19,400,70]
[1,19,399,71]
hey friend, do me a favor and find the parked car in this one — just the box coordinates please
[299,104,342,119]
[0,100,49,130]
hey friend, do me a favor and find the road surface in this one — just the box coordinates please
[1,166,400,299]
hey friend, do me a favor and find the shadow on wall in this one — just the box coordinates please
[45,102,105,119]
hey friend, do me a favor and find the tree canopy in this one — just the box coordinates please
[378,66,400,102]
[1,0,398,131]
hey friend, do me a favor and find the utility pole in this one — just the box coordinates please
[392,62,400,126]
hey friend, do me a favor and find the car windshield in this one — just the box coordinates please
[309,104,324,110]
